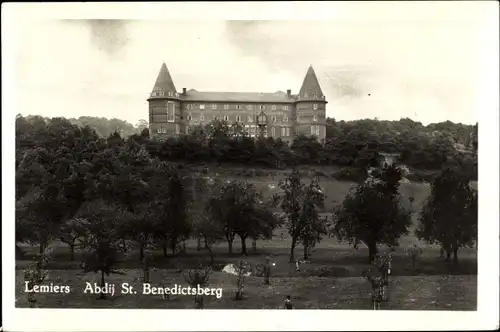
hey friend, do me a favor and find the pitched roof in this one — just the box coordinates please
[181,90,296,103]
[151,63,177,94]
[298,65,324,99]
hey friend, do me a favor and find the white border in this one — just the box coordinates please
[2,2,499,331]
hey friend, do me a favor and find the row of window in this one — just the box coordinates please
[186,104,319,111]
[156,125,320,137]
[186,114,291,123]
[151,91,179,97]
[186,114,323,122]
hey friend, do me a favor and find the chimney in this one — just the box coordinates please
[287,89,291,97]
[182,88,187,95]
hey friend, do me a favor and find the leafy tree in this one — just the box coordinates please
[334,165,412,262]
[77,200,131,299]
[59,217,88,261]
[277,169,326,262]
[153,165,191,257]
[416,168,477,263]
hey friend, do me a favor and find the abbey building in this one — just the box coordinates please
[148,63,327,142]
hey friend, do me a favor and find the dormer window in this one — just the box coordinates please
[168,92,173,96]
[212,104,217,110]
[259,105,264,110]
[159,91,164,96]
[272,105,277,110]
[313,104,318,110]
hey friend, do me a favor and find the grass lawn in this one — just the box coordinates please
[15,268,476,310]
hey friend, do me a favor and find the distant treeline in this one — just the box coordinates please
[16,115,477,181]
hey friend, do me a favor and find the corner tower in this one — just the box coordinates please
[147,63,182,137]
[295,65,327,142]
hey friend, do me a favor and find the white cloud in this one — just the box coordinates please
[12,5,489,125]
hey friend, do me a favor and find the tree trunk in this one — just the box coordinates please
[70,244,75,261]
[196,238,201,251]
[205,240,215,266]
[171,239,177,257]
[303,242,309,260]
[227,239,233,254]
[99,269,106,299]
[240,236,248,256]
[446,250,451,261]
[252,239,257,252]
[39,241,45,255]
[162,243,168,257]
[139,244,144,261]
[367,241,378,263]
[453,247,459,264]
[440,247,444,258]
[289,237,297,263]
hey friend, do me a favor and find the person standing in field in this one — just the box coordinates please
[284,295,293,309]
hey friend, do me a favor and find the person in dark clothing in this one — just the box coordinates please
[284,295,293,309]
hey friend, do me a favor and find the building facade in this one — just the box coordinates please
[148,63,327,142]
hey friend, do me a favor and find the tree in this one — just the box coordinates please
[233,185,282,256]
[416,168,477,264]
[277,169,326,262]
[77,200,131,299]
[154,165,191,257]
[334,165,412,262]
[183,264,212,309]
[59,217,88,261]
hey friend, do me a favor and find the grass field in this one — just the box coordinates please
[15,170,478,310]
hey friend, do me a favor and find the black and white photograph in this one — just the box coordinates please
[2,2,499,331]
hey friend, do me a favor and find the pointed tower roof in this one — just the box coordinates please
[151,63,177,95]
[298,65,324,100]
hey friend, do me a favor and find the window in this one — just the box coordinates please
[236,105,242,110]
[271,116,277,123]
[187,113,192,121]
[271,127,276,136]
[157,128,161,134]
[159,91,164,96]
[313,114,317,121]
[282,105,288,111]
[246,105,253,111]
[212,104,217,110]
[259,105,264,110]
[247,115,253,122]
[312,94,317,99]
[313,104,318,110]
[185,126,190,134]
[200,104,205,110]
[176,124,180,134]
[224,104,229,110]
[236,115,242,122]
[187,104,193,110]
[168,92,172,96]
[281,127,290,137]
[272,105,276,110]
[200,114,204,121]
[283,115,288,123]
[223,115,229,121]
[311,125,320,136]
[167,102,175,122]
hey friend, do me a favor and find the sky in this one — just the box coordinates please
[8,2,497,126]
